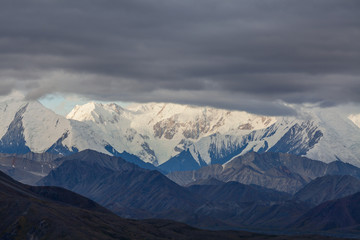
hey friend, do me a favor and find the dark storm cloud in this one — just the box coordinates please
[0,0,360,115]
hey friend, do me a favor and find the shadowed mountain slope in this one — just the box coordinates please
[36,150,360,237]
[293,175,360,206]
[186,177,225,187]
[2,169,347,240]
[188,181,291,203]
[38,150,304,229]
[0,152,60,185]
[38,150,203,219]
[290,192,360,233]
[168,152,360,194]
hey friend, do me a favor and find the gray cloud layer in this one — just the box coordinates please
[0,0,359,115]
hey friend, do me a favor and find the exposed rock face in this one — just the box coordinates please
[47,131,79,155]
[182,118,211,139]
[153,117,180,139]
[269,121,323,155]
[238,123,253,130]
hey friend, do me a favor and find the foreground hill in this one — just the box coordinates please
[167,152,360,193]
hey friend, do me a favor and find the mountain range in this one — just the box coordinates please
[38,150,201,219]
[167,152,360,194]
[2,93,360,238]
[1,93,360,174]
[3,167,310,240]
[36,150,360,236]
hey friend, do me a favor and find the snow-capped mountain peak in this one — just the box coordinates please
[65,102,278,164]
[2,96,360,171]
[64,101,360,168]
[67,102,127,125]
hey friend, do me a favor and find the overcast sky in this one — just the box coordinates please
[1,0,359,115]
